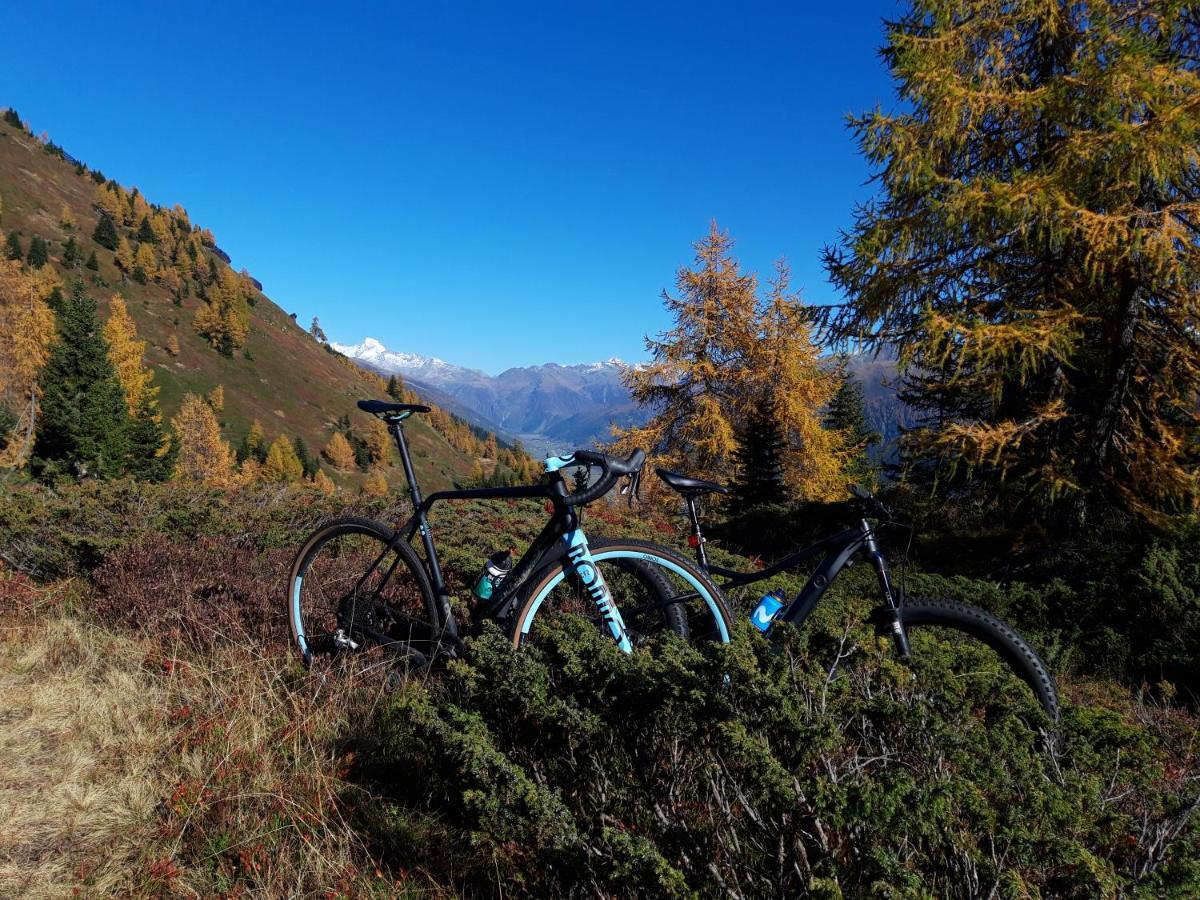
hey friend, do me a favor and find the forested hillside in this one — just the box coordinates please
[0,110,532,491]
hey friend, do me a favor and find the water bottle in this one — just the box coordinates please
[472,549,512,615]
[749,589,786,633]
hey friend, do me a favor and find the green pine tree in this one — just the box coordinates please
[729,403,788,514]
[131,265,147,285]
[135,215,156,244]
[386,373,405,400]
[92,214,119,251]
[2,108,21,128]
[824,359,880,486]
[293,435,319,479]
[62,235,80,268]
[26,235,48,269]
[126,394,175,482]
[32,282,130,479]
[85,250,99,271]
[5,231,22,261]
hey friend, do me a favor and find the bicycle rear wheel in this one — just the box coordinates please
[288,517,440,679]
[510,538,733,650]
[897,598,1060,726]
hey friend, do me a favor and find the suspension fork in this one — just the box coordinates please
[864,521,910,658]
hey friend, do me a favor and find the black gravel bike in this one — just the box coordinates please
[655,469,1061,724]
[287,401,733,680]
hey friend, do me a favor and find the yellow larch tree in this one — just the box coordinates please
[165,333,180,357]
[102,297,154,414]
[59,204,76,231]
[114,237,134,274]
[323,430,356,470]
[134,242,158,280]
[172,393,237,487]
[0,260,57,466]
[363,416,392,464]
[206,384,224,414]
[311,467,336,494]
[263,434,304,483]
[361,467,389,497]
[615,226,847,502]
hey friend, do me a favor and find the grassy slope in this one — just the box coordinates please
[0,119,471,491]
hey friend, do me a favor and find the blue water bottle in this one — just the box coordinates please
[749,589,786,633]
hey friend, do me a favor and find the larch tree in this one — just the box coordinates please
[323,430,356,470]
[133,242,157,282]
[311,467,336,494]
[165,333,180,357]
[32,281,130,479]
[59,204,76,231]
[363,415,392,463]
[102,297,153,413]
[361,467,389,497]
[617,226,847,500]
[114,237,134,274]
[263,434,304,483]
[172,392,237,487]
[0,260,57,466]
[206,384,224,414]
[822,0,1200,523]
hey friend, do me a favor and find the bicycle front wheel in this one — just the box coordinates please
[288,516,440,678]
[510,538,733,650]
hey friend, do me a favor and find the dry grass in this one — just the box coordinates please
[0,571,439,897]
[0,601,167,897]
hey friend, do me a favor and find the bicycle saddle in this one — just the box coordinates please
[655,468,729,497]
[357,399,431,416]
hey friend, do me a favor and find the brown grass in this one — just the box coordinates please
[0,570,439,897]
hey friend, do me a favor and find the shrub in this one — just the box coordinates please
[359,621,1200,897]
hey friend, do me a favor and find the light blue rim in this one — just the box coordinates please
[520,548,731,647]
[292,576,310,658]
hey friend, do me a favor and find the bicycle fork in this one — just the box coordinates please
[564,529,634,653]
[865,523,912,659]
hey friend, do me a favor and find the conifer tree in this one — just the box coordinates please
[822,0,1200,521]
[0,260,56,466]
[85,250,99,271]
[309,317,328,343]
[62,235,80,268]
[236,419,267,464]
[206,384,224,414]
[361,467,388,497]
[102,297,154,414]
[386,373,405,400]
[617,226,846,499]
[165,333,180,356]
[363,416,392,464]
[133,242,157,283]
[126,392,175,482]
[92,214,118,251]
[312,467,336,494]
[172,392,236,487]
[136,215,156,244]
[729,404,788,514]
[32,282,130,479]
[114,237,134,274]
[263,434,304,483]
[293,435,319,479]
[26,235,48,269]
[323,430,356,470]
[59,204,76,231]
[824,359,880,487]
[5,232,22,261]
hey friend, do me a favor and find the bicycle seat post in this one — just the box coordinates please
[389,418,423,513]
[684,496,709,569]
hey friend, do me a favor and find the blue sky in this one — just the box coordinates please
[4,1,900,373]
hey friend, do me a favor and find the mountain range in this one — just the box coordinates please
[331,338,651,455]
[332,337,911,459]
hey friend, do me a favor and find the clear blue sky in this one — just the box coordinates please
[4,1,900,373]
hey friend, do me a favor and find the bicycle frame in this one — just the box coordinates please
[687,503,910,653]
[376,417,635,652]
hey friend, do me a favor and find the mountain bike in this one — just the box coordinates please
[655,469,1061,723]
[287,400,733,680]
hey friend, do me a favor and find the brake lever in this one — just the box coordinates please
[621,469,642,508]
